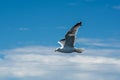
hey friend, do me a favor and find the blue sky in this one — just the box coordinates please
[0,0,120,80]
[0,0,120,49]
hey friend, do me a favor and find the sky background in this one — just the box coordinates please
[0,0,120,80]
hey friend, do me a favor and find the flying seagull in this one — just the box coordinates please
[55,22,84,53]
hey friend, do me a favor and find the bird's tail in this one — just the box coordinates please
[75,48,85,53]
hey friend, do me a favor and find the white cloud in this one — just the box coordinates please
[68,2,77,6]
[0,46,120,80]
[19,27,30,31]
[112,5,120,10]
[84,0,95,2]
[77,38,120,48]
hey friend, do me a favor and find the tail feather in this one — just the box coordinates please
[75,48,85,53]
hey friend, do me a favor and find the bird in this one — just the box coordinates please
[55,22,84,53]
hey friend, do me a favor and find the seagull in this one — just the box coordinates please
[55,22,84,53]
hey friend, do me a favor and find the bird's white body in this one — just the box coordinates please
[56,47,84,53]
[56,47,75,53]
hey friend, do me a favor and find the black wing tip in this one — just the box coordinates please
[59,39,65,41]
[75,22,82,26]
[78,22,82,25]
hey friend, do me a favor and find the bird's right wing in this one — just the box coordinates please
[64,22,82,47]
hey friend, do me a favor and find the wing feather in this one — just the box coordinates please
[64,22,82,47]
[58,39,65,48]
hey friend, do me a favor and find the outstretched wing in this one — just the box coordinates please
[58,39,65,48]
[64,22,82,47]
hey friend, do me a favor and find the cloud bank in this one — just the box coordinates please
[0,43,120,80]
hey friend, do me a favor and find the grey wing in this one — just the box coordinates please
[64,22,82,47]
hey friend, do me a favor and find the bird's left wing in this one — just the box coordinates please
[58,39,65,48]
